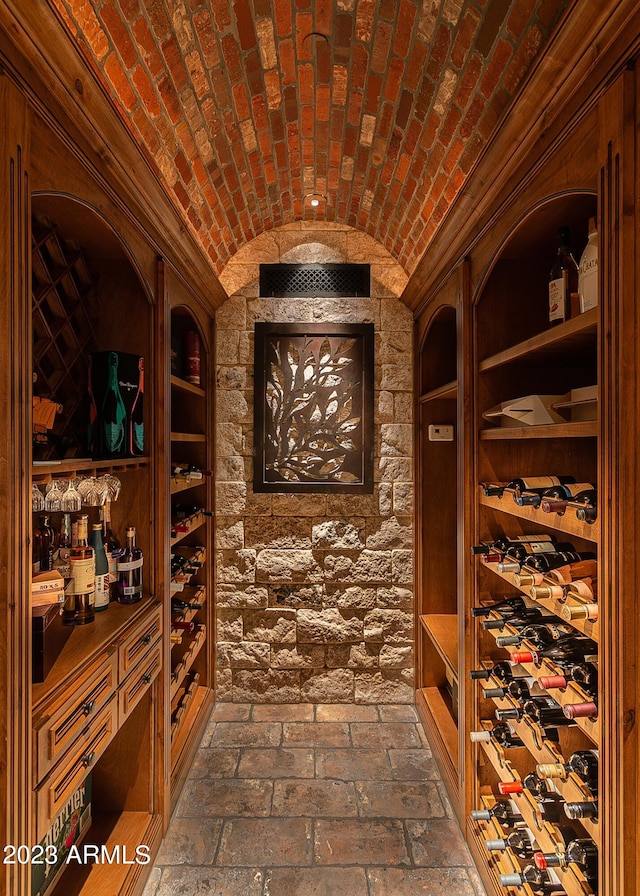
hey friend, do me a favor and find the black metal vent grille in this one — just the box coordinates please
[260,264,370,298]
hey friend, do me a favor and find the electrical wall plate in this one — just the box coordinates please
[428,424,454,441]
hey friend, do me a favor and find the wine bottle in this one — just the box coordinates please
[470,723,524,748]
[129,356,144,455]
[511,636,598,667]
[573,490,598,523]
[184,329,201,385]
[66,514,95,626]
[495,622,574,648]
[516,558,597,588]
[173,503,215,518]
[497,542,565,574]
[471,595,531,618]
[171,462,213,480]
[537,750,599,793]
[101,500,121,598]
[54,512,72,580]
[472,534,555,560]
[91,522,110,611]
[171,596,203,612]
[485,828,536,859]
[539,484,595,515]
[523,697,577,729]
[471,800,523,828]
[539,662,598,698]
[513,548,595,577]
[34,514,55,572]
[172,619,195,632]
[549,225,579,325]
[562,700,598,720]
[101,351,127,456]
[564,800,598,820]
[534,839,598,880]
[498,772,549,799]
[512,476,577,507]
[578,217,599,313]
[117,526,143,604]
[500,865,566,893]
[470,661,529,683]
[482,608,548,630]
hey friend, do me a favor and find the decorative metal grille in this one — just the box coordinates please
[254,323,374,493]
[259,264,370,298]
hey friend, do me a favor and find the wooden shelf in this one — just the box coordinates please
[170,374,206,398]
[419,379,458,403]
[170,626,207,701]
[170,432,206,443]
[170,477,202,495]
[32,456,150,480]
[478,309,598,373]
[479,491,599,542]
[170,512,207,548]
[420,614,459,679]
[480,421,597,440]
[416,687,459,777]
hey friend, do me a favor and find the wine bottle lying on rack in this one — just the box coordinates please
[496,541,566,573]
[529,578,597,602]
[536,749,599,793]
[471,799,524,828]
[171,463,213,480]
[511,636,598,667]
[499,545,591,576]
[173,504,215,518]
[482,609,550,632]
[538,661,598,698]
[483,677,546,702]
[564,799,598,820]
[495,622,574,648]
[562,700,598,720]
[470,661,529,683]
[471,595,533,618]
[498,772,552,799]
[469,723,524,748]
[560,602,598,622]
[534,839,598,880]
[499,865,566,894]
[515,557,597,588]
[472,534,555,559]
[171,596,204,612]
[540,484,596,516]
[485,828,537,859]
[509,476,576,506]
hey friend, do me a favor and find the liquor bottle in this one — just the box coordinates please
[471,595,531,618]
[91,522,110,611]
[66,514,95,626]
[34,514,55,572]
[578,217,599,313]
[539,662,598,698]
[511,636,598,667]
[534,839,598,881]
[500,865,566,893]
[549,225,579,325]
[485,828,537,859]
[471,800,524,828]
[540,484,596,516]
[469,723,524,748]
[129,356,144,455]
[101,500,121,597]
[54,512,72,581]
[472,534,555,560]
[537,749,599,793]
[511,476,576,507]
[117,526,143,604]
[101,351,127,456]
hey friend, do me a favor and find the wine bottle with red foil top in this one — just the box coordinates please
[539,484,596,515]
[539,661,598,698]
[537,749,599,794]
[534,839,598,881]
[509,475,576,506]
[562,700,598,721]
[498,772,550,799]
[172,619,195,633]
[510,635,598,667]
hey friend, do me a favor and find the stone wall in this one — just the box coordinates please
[215,223,414,703]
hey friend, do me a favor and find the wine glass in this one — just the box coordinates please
[101,473,121,502]
[44,479,65,512]
[61,478,82,511]
[77,476,103,506]
[32,483,45,512]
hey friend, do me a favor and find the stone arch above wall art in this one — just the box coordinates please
[215,223,414,705]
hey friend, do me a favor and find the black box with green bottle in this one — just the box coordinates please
[89,351,144,459]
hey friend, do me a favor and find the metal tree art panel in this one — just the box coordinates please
[254,323,374,493]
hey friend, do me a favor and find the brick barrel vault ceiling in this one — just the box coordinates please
[50,0,569,276]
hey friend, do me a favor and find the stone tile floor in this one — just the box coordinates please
[143,703,487,896]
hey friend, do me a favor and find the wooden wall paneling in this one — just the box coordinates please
[0,73,31,896]
[598,66,638,896]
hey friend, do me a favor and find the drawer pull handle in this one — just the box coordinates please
[82,751,95,768]
[82,700,96,716]
[141,634,152,645]
[142,673,153,684]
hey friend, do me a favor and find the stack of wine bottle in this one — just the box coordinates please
[470,527,599,894]
[481,476,597,524]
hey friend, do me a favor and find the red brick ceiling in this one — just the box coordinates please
[50,0,568,277]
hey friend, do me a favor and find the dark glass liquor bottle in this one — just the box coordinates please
[34,514,55,571]
[117,526,143,604]
[549,225,579,325]
[66,514,95,626]
[101,500,121,598]
[91,522,110,612]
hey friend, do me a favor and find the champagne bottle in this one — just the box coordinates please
[117,526,143,604]
[549,225,579,325]
[540,484,596,516]
[101,352,127,456]
[91,522,110,611]
[578,217,599,313]
[129,356,144,455]
[537,749,599,793]
[66,514,95,626]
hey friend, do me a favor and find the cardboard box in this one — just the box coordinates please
[483,394,566,427]
[551,385,598,422]
[31,775,92,896]
[32,603,73,683]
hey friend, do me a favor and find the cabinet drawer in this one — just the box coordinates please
[118,639,162,725]
[34,696,117,839]
[33,651,118,784]
[118,604,162,680]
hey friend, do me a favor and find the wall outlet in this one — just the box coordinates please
[428,424,454,441]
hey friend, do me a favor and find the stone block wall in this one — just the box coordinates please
[215,223,414,703]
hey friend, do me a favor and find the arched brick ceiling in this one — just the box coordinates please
[50,0,568,276]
